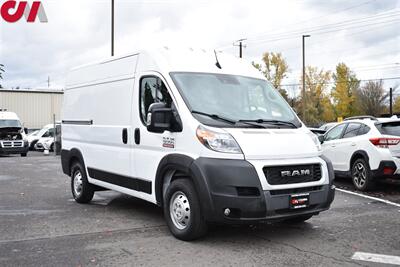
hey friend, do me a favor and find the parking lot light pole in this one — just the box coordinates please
[302,34,310,123]
[111,0,114,56]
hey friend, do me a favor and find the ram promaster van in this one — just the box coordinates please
[61,48,335,240]
[0,111,29,157]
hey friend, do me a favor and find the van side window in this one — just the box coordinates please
[140,76,172,124]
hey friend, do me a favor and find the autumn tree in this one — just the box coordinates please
[297,66,333,125]
[331,63,360,118]
[356,80,390,116]
[252,52,290,100]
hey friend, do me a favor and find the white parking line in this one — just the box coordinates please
[352,252,400,265]
[336,188,400,208]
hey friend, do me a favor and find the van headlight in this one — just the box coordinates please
[309,132,322,152]
[196,125,242,154]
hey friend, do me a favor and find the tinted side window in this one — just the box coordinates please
[325,124,347,141]
[140,77,173,124]
[358,124,371,136]
[343,123,361,139]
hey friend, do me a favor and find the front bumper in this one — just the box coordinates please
[0,145,29,155]
[190,156,335,224]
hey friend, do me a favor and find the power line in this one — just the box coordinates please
[217,0,378,49]
[247,9,399,43]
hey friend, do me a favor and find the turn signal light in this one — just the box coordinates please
[369,138,400,148]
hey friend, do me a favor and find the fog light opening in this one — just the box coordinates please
[224,208,231,216]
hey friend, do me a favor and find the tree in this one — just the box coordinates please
[356,80,388,116]
[331,63,360,118]
[297,66,333,125]
[252,52,289,100]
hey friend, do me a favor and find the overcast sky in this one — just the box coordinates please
[0,0,399,95]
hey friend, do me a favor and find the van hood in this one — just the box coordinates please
[224,128,321,160]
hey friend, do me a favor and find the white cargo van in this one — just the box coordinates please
[61,48,335,240]
[0,111,29,157]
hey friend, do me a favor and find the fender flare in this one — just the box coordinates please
[155,153,214,220]
[61,148,86,176]
[350,150,370,171]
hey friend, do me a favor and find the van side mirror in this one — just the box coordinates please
[318,135,325,144]
[24,128,28,134]
[146,103,173,133]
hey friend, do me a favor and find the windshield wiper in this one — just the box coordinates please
[191,110,236,124]
[238,119,297,128]
[192,111,266,128]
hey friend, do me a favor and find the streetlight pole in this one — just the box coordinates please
[111,0,114,56]
[302,34,310,123]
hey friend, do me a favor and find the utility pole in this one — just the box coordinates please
[390,87,393,116]
[47,76,50,88]
[234,39,246,58]
[111,0,114,56]
[302,34,310,123]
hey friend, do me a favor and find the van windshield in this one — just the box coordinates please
[170,72,301,128]
[0,120,22,128]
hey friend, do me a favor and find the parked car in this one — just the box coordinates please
[61,48,335,241]
[0,111,29,157]
[319,116,400,191]
[34,137,55,151]
[27,124,55,150]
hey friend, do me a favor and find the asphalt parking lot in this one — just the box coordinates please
[1,153,400,266]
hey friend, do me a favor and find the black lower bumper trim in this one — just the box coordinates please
[371,160,400,180]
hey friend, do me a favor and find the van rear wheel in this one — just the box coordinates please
[164,179,207,241]
[71,162,94,203]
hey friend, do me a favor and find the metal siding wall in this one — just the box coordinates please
[0,91,63,129]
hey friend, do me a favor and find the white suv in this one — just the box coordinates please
[320,116,400,191]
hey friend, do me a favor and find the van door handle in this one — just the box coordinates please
[351,143,356,146]
[134,128,140,145]
[331,145,336,148]
[122,128,128,144]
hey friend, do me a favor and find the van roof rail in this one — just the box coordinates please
[344,115,377,121]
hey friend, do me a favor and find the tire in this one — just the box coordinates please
[70,161,94,203]
[50,143,54,152]
[284,214,313,224]
[21,153,27,157]
[30,140,38,151]
[164,179,208,241]
[351,158,375,191]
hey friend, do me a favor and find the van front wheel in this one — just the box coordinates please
[71,162,94,203]
[164,179,207,241]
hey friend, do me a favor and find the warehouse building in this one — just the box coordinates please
[0,89,64,129]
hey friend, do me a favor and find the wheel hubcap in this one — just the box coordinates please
[73,172,83,196]
[353,162,366,188]
[169,191,191,230]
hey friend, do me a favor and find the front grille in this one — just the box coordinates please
[1,141,23,148]
[263,164,322,185]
